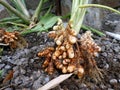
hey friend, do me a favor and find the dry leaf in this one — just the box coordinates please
[38,73,73,90]
[3,70,14,83]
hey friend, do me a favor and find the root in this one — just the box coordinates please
[0,28,27,49]
[38,19,103,82]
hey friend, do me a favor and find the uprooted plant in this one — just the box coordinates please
[0,28,27,49]
[38,0,120,84]
[37,0,103,82]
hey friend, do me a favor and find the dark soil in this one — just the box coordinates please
[0,31,120,90]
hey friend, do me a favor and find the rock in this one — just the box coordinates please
[118,54,120,59]
[102,13,120,33]
[30,71,41,80]
[110,79,118,85]
[104,63,109,69]
[0,64,5,69]
[4,88,13,90]
[99,0,120,8]
[61,0,72,16]
[100,84,106,89]
[14,58,29,65]
[101,46,106,51]
[0,5,9,19]
[101,52,107,57]
[114,46,120,53]
[42,75,50,84]
[32,76,44,90]
[25,0,40,10]
[108,88,114,90]
[113,59,117,62]
[20,68,26,75]
[4,65,11,69]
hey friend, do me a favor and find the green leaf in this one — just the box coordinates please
[21,14,59,35]
[0,70,3,78]
[0,48,3,56]
[81,25,105,36]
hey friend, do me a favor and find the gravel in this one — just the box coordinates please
[0,32,120,90]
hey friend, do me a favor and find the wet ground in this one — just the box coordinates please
[0,31,120,90]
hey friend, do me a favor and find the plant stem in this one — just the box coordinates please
[0,0,30,24]
[70,0,88,34]
[15,0,30,18]
[81,25,105,36]
[79,4,120,15]
[32,0,44,22]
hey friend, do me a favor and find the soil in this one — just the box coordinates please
[0,31,120,90]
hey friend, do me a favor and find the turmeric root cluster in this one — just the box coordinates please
[38,19,101,78]
[0,29,27,49]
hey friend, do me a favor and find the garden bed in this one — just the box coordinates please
[0,31,120,90]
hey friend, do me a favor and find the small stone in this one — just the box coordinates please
[77,34,81,39]
[113,59,117,62]
[20,68,26,74]
[1,56,8,60]
[4,88,13,90]
[101,52,107,57]
[117,54,120,59]
[110,79,118,84]
[79,83,87,88]
[0,64,5,69]
[114,46,120,53]
[24,49,30,55]
[112,39,117,43]
[104,63,109,69]
[42,75,50,84]
[101,46,105,51]
[30,59,34,63]
[4,65,11,69]
[108,88,114,90]
[31,46,38,51]
[100,84,106,89]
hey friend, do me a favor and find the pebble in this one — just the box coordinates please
[101,52,107,57]
[20,68,26,74]
[4,88,13,90]
[31,46,38,51]
[79,83,87,88]
[1,56,8,60]
[101,46,106,51]
[113,59,117,62]
[110,79,118,84]
[108,88,114,90]
[24,49,30,55]
[100,84,106,89]
[4,65,11,69]
[77,34,81,39]
[104,63,109,69]
[30,59,34,63]
[42,75,50,84]
[0,63,5,69]
[0,31,120,89]
[114,46,120,53]
[118,54,120,59]
[33,76,44,89]
[15,58,29,65]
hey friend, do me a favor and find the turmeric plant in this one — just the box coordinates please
[38,0,103,81]
[38,0,120,82]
